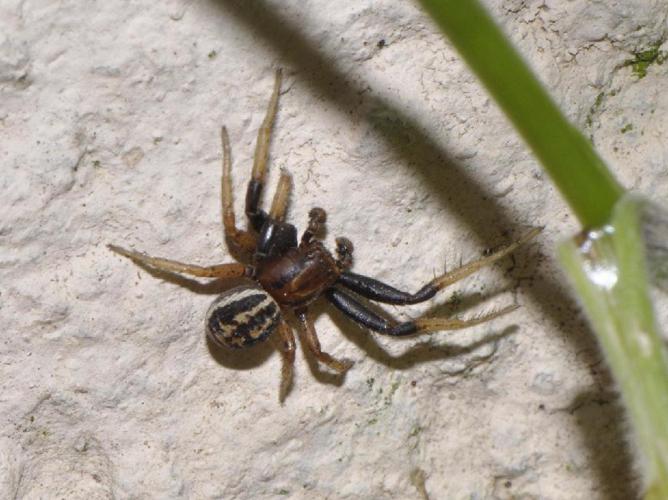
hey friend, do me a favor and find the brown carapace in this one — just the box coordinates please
[109,70,541,402]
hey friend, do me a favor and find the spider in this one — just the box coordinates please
[109,69,540,401]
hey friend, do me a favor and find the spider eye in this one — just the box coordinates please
[206,284,281,349]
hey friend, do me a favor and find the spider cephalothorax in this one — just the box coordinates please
[109,69,539,401]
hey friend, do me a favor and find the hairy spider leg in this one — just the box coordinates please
[295,310,353,374]
[108,245,250,278]
[221,127,257,254]
[327,287,518,336]
[336,227,542,305]
[246,69,283,231]
[277,320,296,403]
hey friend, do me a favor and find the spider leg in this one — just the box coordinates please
[108,245,250,278]
[221,127,257,254]
[268,169,292,222]
[336,227,542,305]
[327,287,517,336]
[246,69,283,231]
[277,320,296,403]
[295,309,353,374]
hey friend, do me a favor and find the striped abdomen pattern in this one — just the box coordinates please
[205,284,282,349]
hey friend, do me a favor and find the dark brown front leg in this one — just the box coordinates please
[295,309,353,374]
[277,321,296,403]
[221,127,257,255]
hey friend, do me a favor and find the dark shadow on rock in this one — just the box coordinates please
[565,390,639,500]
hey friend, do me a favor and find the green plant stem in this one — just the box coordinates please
[418,0,624,227]
[559,196,668,498]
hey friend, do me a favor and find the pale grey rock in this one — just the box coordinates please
[530,371,561,397]
[1,0,665,498]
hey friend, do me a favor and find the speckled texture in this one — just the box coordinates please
[2,0,667,498]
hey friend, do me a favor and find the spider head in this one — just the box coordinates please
[255,219,298,261]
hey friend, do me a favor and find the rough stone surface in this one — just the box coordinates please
[1,0,667,498]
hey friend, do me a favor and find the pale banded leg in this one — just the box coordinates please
[221,126,256,254]
[246,69,283,230]
[108,244,249,278]
[251,68,282,184]
[268,169,292,222]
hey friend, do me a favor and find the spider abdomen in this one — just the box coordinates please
[205,284,282,349]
